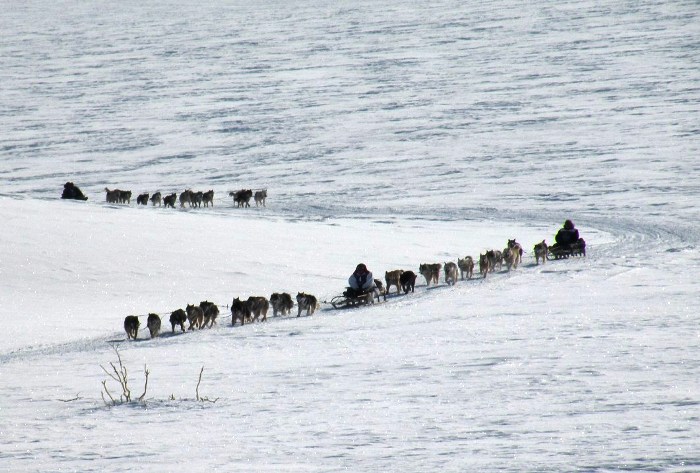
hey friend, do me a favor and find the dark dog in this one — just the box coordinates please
[247,296,269,322]
[119,190,132,204]
[105,188,121,203]
[400,270,417,294]
[296,292,318,317]
[179,190,192,208]
[186,303,204,330]
[191,191,203,208]
[150,192,162,207]
[147,313,161,338]
[169,308,187,333]
[231,297,247,326]
[270,292,294,316]
[202,190,214,207]
[230,189,253,207]
[137,193,149,205]
[61,182,88,201]
[163,193,177,208]
[199,301,219,328]
[124,315,140,340]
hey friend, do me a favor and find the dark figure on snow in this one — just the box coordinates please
[555,219,579,246]
[61,182,88,201]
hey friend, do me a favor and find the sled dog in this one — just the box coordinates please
[179,190,192,208]
[419,263,442,286]
[507,239,523,268]
[170,309,187,333]
[136,193,149,205]
[457,256,474,280]
[385,270,404,295]
[150,192,162,206]
[186,304,204,330]
[163,193,177,208]
[199,301,219,328]
[400,270,417,294]
[534,240,548,265]
[296,292,318,317]
[254,189,267,207]
[124,315,140,340]
[202,190,214,207]
[247,296,269,322]
[444,262,458,285]
[479,253,491,278]
[147,313,161,338]
[230,298,247,326]
[270,292,294,316]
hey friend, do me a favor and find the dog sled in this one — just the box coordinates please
[547,238,586,260]
[328,288,380,310]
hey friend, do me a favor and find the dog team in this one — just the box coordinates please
[123,237,547,340]
[99,187,267,208]
[124,292,319,340]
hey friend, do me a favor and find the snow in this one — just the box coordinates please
[1,0,698,471]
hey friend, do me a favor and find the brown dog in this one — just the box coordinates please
[385,270,404,295]
[419,263,442,286]
[457,256,474,280]
[534,240,548,265]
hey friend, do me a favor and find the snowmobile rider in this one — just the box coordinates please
[555,219,580,246]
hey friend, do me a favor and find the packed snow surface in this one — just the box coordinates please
[1,0,698,471]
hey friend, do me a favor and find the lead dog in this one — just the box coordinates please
[254,189,267,207]
[419,263,442,287]
[444,262,458,285]
[296,292,318,317]
[534,240,548,264]
[400,270,417,294]
[124,315,140,340]
[385,270,404,295]
[270,292,294,316]
[457,256,474,280]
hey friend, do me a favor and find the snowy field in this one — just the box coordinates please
[1,0,699,471]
